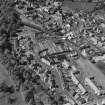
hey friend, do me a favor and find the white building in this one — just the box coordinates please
[71,66,77,71]
[71,71,86,94]
[62,60,70,69]
[71,71,79,85]
[78,83,86,95]
[41,58,50,66]
[85,77,100,95]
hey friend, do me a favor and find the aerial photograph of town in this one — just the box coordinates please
[0,0,105,105]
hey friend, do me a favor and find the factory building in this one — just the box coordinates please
[10,37,19,51]
[38,39,64,55]
[78,83,86,95]
[71,71,79,85]
[38,42,44,51]
[85,77,100,95]
[39,48,48,55]
[67,97,77,105]
[71,71,86,95]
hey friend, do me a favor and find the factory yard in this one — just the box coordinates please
[0,0,105,105]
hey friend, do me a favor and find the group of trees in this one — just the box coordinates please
[0,0,21,52]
